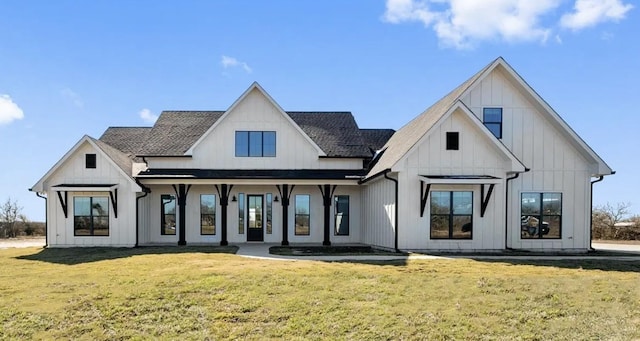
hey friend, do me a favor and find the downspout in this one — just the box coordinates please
[383,170,399,253]
[505,168,529,250]
[35,192,47,248]
[135,182,151,248]
[589,175,606,251]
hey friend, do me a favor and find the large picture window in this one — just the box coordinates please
[200,194,216,235]
[74,196,109,236]
[430,191,473,239]
[483,108,502,139]
[334,195,349,236]
[521,192,562,239]
[161,195,176,235]
[235,131,276,157]
[295,195,310,235]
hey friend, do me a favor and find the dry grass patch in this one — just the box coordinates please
[1,247,639,340]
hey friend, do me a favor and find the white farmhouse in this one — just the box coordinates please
[31,57,613,251]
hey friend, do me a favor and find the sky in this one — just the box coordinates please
[0,0,638,221]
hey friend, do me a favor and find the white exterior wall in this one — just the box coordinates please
[44,142,137,247]
[361,176,396,250]
[460,67,595,250]
[396,109,511,250]
[144,88,363,171]
[139,184,362,245]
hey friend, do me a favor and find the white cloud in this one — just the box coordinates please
[221,55,252,73]
[139,108,158,124]
[561,0,633,30]
[0,94,25,125]
[60,87,84,108]
[383,0,633,49]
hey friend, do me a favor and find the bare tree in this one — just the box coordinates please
[0,198,22,238]
[593,202,631,227]
[592,202,633,240]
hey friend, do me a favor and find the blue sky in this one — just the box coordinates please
[0,0,637,221]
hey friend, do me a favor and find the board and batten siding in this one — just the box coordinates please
[45,142,137,247]
[139,184,361,245]
[361,176,396,250]
[395,108,511,250]
[460,66,595,249]
[144,88,362,171]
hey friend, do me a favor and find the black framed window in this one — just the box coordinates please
[235,131,276,157]
[521,192,562,239]
[483,108,502,139]
[238,193,245,234]
[334,195,349,236]
[266,193,273,234]
[446,132,459,150]
[200,194,216,235]
[430,191,472,239]
[295,195,310,235]
[74,196,109,236]
[85,154,96,169]
[161,195,176,235]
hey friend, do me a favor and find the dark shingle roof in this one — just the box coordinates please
[139,111,224,155]
[99,110,373,158]
[288,112,371,157]
[100,127,151,155]
[360,129,395,153]
[90,137,133,176]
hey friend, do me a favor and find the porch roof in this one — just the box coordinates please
[419,175,502,185]
[136,169,366,181]
[52,184,118,191]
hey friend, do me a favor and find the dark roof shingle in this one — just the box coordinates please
[288,112,371,157]
[99,110,373,158]
[100,127,151,155]
[139,111,224,155]
[359,129,395,153]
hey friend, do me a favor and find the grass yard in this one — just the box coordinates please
[1,247,639,340]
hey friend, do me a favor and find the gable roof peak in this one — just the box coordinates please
[185,82,326,156]
[366,58,496,177]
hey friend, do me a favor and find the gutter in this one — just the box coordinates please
[358,169,389,185]
[35,192,47,248]
[589,174,609,251]
[505,168,530,250]
[135,182,151,247]
[383,170,400,253]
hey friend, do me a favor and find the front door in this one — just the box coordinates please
[247,195,264,241]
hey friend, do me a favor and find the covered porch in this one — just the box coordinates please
[136,169,364,246]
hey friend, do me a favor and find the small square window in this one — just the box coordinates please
[85,154,96,169]
[446,132,459,150]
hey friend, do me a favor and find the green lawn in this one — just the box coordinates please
[1,247,639,340]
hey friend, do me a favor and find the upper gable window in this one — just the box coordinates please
[483,108,502,139]
[85,154,96,169]
[235,131,276,157]
[446,132,459,150]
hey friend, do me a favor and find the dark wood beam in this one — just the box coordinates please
[480,184,495,217]
[420,181,431,217]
